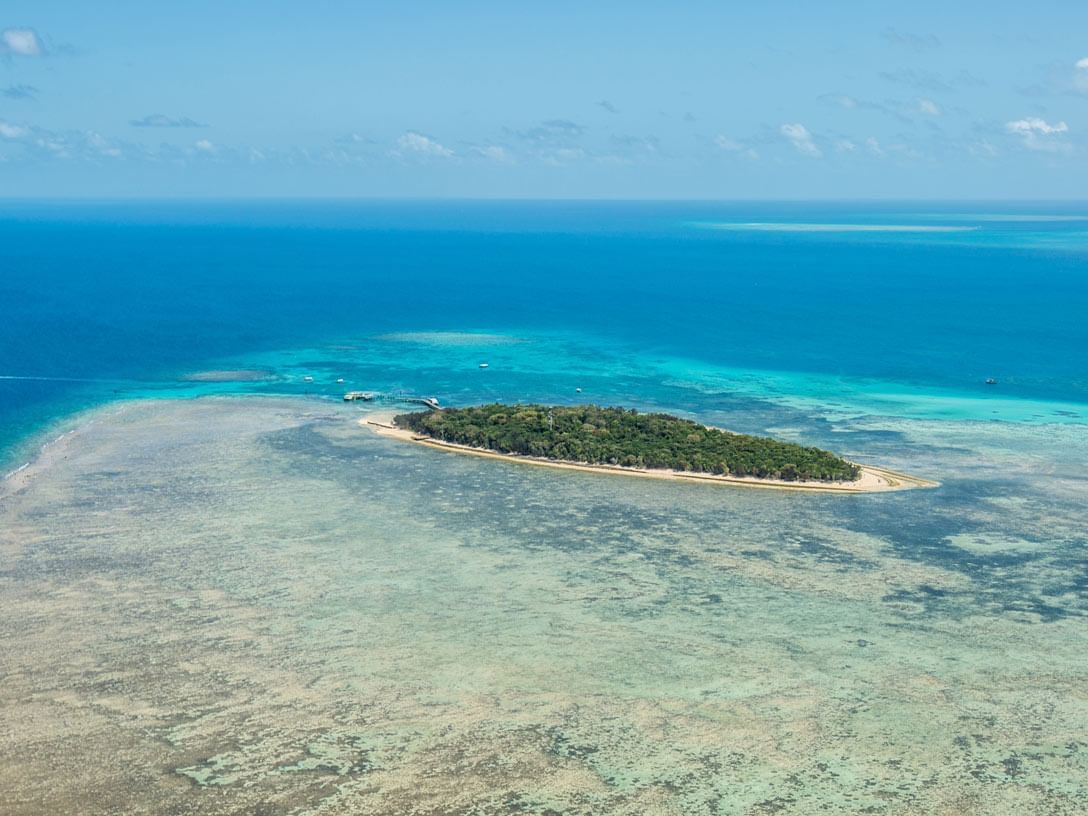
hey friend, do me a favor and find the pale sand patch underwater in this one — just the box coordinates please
[180,368,278,382]
[375,331,525,346]
[1,397,1086,815]
[698,223,978,233]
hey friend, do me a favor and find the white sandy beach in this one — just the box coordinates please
[361,412,937,494]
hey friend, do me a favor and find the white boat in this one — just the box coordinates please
[479,363,489,368]
[303,376,314,383]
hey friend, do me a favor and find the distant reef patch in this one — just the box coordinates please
[180,369,277,383]
[376,331,524,346]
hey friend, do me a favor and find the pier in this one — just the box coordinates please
[343,391,441,410]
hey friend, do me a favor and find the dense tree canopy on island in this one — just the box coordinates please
[394,404,860,482]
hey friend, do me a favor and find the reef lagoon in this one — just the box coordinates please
[3,394,1086,814]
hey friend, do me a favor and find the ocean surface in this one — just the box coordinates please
[2,200,1088,464]
[1,201,1087,814]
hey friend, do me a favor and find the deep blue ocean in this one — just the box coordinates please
[2,200,1087,467]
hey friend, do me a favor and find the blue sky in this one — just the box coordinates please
[1,1,1087,198]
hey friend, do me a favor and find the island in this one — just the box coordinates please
[364,404,937,493]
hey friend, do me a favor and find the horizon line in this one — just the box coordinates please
[2,196,1088,204]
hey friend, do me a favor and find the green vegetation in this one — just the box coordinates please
[394,404,860,482]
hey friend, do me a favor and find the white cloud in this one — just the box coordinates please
[715,135,758,160]
[395,131,454,158]
[130,114,205,128]
[477,145,512,163]
[1006,117,1068,136]
[0,122,239,163]
[917,98,941,116]
[780,123,821,157]
[89,135,123,158]
[1005,117,1071,152]
[835,139,856,153]
[1076,58,1088,93]
[0,120,30,140]
[38,137,69,158]
[1,28,43,57]
[865,137,885,156]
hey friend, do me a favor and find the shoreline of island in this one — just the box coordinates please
[361,413,938,493]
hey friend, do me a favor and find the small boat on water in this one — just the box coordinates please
[986,378,997,385]
[576,387,582,393]
[303,376,314,383]
[344,391,375,402]
[336,378,345,384]
[479,363,489,368]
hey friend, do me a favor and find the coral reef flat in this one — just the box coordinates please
[1,397,1086,815]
